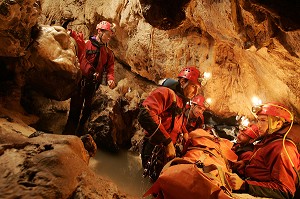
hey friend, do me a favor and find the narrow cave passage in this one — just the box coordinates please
[139,0,191,30]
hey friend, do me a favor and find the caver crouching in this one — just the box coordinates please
[138,66,202,181]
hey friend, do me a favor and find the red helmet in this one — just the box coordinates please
[252,102,293,122]
[96,21,114,32]
[242,124,260,139]
[191,95,206,108]
[177,66,200,84]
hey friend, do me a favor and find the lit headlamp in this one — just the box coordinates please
[203,101,210,108]
[199,72,211,86]
[238,125,247,131]
[251,104,263,114]
[237,115,250,130]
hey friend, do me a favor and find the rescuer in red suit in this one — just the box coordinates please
[228,102,300,199]
[63,21,116,136]
[138,66,202,181]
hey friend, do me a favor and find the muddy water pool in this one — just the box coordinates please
[89,150,153,198]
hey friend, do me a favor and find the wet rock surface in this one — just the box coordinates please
[0,126,133,199]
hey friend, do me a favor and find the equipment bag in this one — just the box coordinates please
[143,129,238,199]
[143,158,233,199]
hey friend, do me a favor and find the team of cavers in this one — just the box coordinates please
[64,20,300,199]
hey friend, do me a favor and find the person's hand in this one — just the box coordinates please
[108,80,116,89]
[231,160,245,171]
[165,142,176,160]
[227,173,245,190]
[67,29,72,35]
[183,133,189,143]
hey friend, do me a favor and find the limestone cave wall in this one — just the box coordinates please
[36,0,300,120]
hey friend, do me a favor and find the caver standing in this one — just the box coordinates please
[63,21,116,136]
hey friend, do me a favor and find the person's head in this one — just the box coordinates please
[177,66,201,100]
[96,21,115,44]
[252,102,293,135]
[189,95,207,119]
[237,124,260,144]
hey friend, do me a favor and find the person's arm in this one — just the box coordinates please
[182,125,189,143]
[230,142,298,198]
[103,48,115,88]
[238,151,253,162]
[69,31,94,77]
[227,173,288,199]
[138,88,176,146]
[246,143,298,198]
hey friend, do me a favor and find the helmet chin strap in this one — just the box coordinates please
[97,32,107,46]
[190,105,196,119]
[99,33,105,44]
[182,80,197,99]
[181,81,189,89]
[187,108,191,122]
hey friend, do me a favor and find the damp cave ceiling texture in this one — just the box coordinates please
[0,0,299,121]
[139,0,300,31]
[139,0,191,30]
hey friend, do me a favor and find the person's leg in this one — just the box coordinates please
[141,138,155,168]
[76,83,96,136]
[141,138,165,182]
[63,87,84,135]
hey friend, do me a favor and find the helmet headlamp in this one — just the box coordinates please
[251,105,263,114]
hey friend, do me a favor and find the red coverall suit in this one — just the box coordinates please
[244,130,300,199]
[138,86,189,180]
[232,143,254,162]
[63,33,114,136]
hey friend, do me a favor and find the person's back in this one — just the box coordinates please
[245,131,299,198]
[139,86,186,145]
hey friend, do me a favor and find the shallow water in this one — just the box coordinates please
[89,150,153,198]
